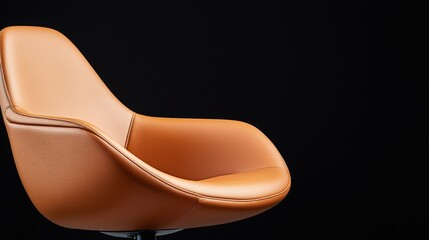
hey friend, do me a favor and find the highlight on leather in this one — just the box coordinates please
[0,26,291,233]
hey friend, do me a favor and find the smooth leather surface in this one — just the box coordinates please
[127,114,288,181]
[0,25,291,232]
[0,26,133,146]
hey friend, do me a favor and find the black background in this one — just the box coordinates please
[0,1,428,240]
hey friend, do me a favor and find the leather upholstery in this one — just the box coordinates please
[0,26,291,232]
[0,26,133,146]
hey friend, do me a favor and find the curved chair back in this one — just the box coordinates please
[0,26,133,146]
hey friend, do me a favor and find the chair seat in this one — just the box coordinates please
[185,167,290,200]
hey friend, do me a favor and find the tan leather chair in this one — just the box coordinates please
[0,25,291,240]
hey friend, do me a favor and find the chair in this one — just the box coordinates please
[0,25,291,240]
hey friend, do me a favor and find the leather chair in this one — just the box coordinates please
[0,26,291,240]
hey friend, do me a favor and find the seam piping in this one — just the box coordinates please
[124,112,136,148]
[6,112,291,202]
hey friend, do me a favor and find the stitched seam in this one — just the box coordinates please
[198,166,282,181]
[195,166,292,201]
[7,114,292,202]
[164,198,199,228]
[3,105,10,115]
[6,118,200,199]
[0,66,11,115]
[4,109,85,129]
[1,60,15,115]
[124,112,136,148]
[198,183,291,202]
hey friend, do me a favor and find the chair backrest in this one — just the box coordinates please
[0,26,133,146]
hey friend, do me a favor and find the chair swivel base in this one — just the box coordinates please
[100,229,183,240]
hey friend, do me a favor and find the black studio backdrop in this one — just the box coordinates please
[0,1,428,240]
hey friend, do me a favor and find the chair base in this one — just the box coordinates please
[100,229,184,239]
